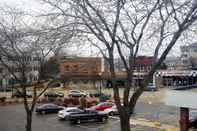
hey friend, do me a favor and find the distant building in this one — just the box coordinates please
[181,42,197,58]
[0,56,40,89]
[180,42,197,69]
[103,56,155,87]
[134,56,154,72]
[105,56,154,72]
[154,42,197,89]
[59,57,103,88]
[155,69,197,89]
[164,57,182,70]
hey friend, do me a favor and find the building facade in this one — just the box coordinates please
[180,42,197,69]
[0,56,40,89]
[103,56,155,87]
[154,42,197,89]
[59,57,103,88]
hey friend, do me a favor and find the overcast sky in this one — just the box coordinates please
[0,0,194,58]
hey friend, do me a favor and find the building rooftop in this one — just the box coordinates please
[135,56,154,66]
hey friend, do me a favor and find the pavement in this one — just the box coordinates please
[0,88,183,131]
[0,102,181,131]
[0,104,148,131]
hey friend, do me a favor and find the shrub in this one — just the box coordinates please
[54,98,63,106]
[63,98,70,107]
[80,97,87,109]
[0,97,6,103]
[70,98,80,105]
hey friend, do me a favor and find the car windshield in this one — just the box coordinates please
[41,104,56,108]
[68,109,82,112]
[70,90,80,93]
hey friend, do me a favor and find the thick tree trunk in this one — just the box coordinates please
[119,110,131,131]
[26,111,32,131]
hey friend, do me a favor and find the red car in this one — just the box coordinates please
[92,102,114,111]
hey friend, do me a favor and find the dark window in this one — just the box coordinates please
[65,65,70,71]
[0,68,3,73]
[0,80,2,86]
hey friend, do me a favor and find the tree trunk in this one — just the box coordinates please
[119,110,131,131]
[26,111,32,131]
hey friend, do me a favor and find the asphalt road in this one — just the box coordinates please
[0,104,121,131]
[0,103,179,131]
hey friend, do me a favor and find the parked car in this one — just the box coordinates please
[0,87,12,92]
[91,102,114,111]
[58,107,84,120]
[144,83,157,91]
[104,105,119,116]
[35,104,64,114]
[68,90,87,97]
[189,110,197,128]
[12,91,32,98]
[44,92,64,97]
[47,81,61,88]
[69,109,108,124]
[90,92,111,98]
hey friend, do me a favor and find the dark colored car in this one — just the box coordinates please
[144,83,157,91]
[190,119,197,128]
[90,92,111,98]
[44,92,64,97]
[69,109,108,124]
[12,91,32,98]
[47,82,61,88]
[35,104,64,114]
[189,110,197,128]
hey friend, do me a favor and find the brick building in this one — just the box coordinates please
[103,56,155,87]
[59,57,103,88]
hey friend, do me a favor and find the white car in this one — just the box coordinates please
[58,107,84,120]
[68,90,87,97]
[104,105,119,116]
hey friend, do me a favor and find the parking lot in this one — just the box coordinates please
[0,104,122,131]
[0,103,171,131]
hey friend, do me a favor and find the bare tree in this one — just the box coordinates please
[41,0,197,131]
[0,7,75,131]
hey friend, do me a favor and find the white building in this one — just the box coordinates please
[180,42,197,69]
[181,42,197,58]
[0,56,40,89]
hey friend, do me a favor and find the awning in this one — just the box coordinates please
[155,70,197,77]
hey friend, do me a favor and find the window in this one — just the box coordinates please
[0,68,3,73]
[0,80,2,86]
[65,65,70,71]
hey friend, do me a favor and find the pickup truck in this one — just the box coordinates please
[69,109,108,124]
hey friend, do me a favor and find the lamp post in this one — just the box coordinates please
[98,72,102,94]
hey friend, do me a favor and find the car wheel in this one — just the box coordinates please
[76,119,81,124]
[109,112,114,116]
[41,111,45,114]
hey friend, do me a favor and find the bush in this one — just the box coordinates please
[54,98,63,106]
[86,100,99,107]
[80,97,87,109]
[0,97,6,103]
[63,98,70,107]
[70,98,80,105]
[41,97,49,103]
